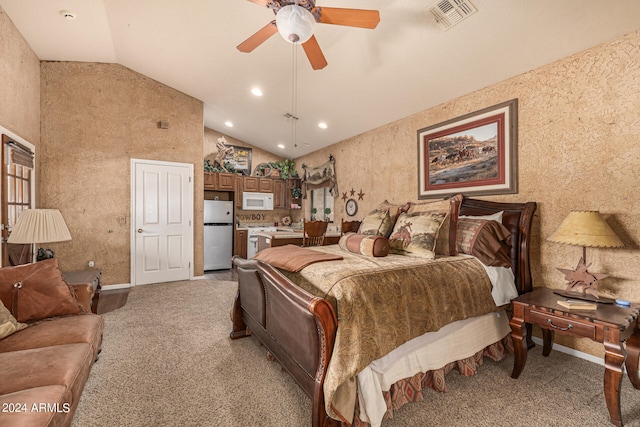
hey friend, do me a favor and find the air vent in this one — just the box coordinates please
[429,0,477,30]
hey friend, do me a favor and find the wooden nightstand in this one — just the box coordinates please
[510,287,640,426]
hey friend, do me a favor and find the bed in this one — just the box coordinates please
[230,197,536,427]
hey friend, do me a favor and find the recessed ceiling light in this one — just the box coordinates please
[251,88,263,97]
[318,122,328,129]
[277,144,285,149]
[224,121,234,127]
[59,10,76,20]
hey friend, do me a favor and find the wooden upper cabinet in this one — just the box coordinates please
[204,172,216,189]
[204,172,234,190]
[235,175,243,209]
[259,178,273,193]
[273,179,286,209]
[243,177,260,192]
[217,173,235,190]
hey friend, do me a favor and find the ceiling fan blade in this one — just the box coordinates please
[247,0,271,6]
[302,35,328,70]
[313,7,380,29]
[237,21,278,53]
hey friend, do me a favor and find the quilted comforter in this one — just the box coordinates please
[278,246,500,423]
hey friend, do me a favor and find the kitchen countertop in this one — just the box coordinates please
[256,229,341,239]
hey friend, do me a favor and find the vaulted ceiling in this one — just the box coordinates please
[2,0,640,157]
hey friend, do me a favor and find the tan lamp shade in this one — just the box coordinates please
[7,209,72,244]
[547,210,624,248]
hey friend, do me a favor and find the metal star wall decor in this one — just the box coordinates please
[341,192,348,201]
[358,189,365,200]
[350,188,356,196]
[557,257,608,298]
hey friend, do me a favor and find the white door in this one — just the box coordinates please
[131,159,193,285]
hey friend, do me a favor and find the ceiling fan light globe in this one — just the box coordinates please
[276,5,315,45]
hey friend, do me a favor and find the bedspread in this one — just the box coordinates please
[279,246,499,423]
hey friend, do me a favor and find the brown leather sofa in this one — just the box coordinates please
[0,261,104,427]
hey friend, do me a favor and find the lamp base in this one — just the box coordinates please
[557,256,609,299]
[553,289,615,304]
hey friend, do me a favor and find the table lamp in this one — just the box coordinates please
[547,210,624,300]
[7,209,72,263]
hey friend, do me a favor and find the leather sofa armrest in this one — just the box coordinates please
[72,283,94,312]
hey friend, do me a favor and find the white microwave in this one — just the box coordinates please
[242,192,274,210]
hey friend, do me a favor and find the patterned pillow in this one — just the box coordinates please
[338,233,390,257]
[0,302,27,340]
[388,211,447,258]
[457,218,512,267]
[358,208,390,236]
[358,201,406,237]
[408,193,463,256]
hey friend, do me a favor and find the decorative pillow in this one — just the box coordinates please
[358,208,391,236]
[358,201,407,238]
[0,302,27,340]
[459,211,504,222]
[0,259,87,322]
[407,193,463,256]
[388,211,447,259]
[457,218,512,267]
[338,233,390,257]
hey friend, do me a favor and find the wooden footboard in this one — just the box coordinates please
[231,257,340,427]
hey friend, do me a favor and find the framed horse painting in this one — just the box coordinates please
[417,99,518,199]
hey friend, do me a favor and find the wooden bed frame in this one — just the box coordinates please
[231,197,537,427]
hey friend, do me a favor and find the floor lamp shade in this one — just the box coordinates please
[7,209,72,244]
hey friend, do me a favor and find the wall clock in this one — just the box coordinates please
[345,198,358,217]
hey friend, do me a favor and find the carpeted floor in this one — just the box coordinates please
[72,279,640,427]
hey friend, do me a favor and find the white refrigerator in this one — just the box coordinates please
[203,200,234,270]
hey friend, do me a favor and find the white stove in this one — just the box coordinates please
[246,226,277,258]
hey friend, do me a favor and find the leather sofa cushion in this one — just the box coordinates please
[0,315,103,358]
[0,259,87,322]
[0,385,69,427]
[0,343,93,396]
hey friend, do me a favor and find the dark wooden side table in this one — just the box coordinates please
[510,287,640,427]
[63,269,102,314]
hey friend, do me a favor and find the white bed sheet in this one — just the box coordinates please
[356,263,517,427]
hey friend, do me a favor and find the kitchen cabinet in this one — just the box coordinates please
[217,173,235,190]
[234,229,247,258]
[259,178,273,193]
[204,172,235,190]
[234,175,243,209]
[243,177,260,192]
[273,179,286,209]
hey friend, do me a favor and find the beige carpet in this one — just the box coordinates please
[72,279,640,427]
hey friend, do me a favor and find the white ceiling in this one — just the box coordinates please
[2,0,640,158]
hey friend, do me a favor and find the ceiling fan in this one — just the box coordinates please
[237,0,380,70]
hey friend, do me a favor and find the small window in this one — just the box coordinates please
[310,188,334,222]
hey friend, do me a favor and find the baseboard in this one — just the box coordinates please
[101,283,131,291]
[531,336,604,366]
[193,275,205,280]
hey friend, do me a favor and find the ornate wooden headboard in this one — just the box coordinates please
[459,197,537,295]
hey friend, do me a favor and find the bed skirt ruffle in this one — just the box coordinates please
[352,335,513,426]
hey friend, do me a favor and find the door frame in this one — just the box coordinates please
[130,158,194,286]
[0,125,36,266]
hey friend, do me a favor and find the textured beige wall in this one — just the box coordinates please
[0,8,40,150]
[297,31,640,357]
[40,62,204,285]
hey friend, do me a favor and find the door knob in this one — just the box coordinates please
[137,228,143,233]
